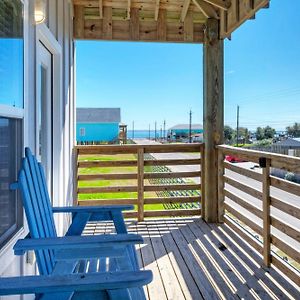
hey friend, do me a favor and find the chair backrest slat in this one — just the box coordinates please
[17,149,57,275]
[25,148,57,237]
[19,164,51,275]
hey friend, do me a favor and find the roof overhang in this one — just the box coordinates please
[73,0,270,43]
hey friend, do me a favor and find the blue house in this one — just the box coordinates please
[76,108,121,143]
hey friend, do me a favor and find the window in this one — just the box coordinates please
[0,0,24,248]
[0,118,23,248]
[80,127,86,136]
[0,0,24,108]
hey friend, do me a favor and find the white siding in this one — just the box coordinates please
[0,1,75,297]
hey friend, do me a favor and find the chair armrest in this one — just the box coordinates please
[0,270,153,296]
[14,234,143,255]
[52,205,134,213]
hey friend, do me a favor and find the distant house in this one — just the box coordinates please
[272,137,300,156]
[168,124,203,141]
[76,108,121,143]
[274,137,300,149]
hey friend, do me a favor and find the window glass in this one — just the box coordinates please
[80,128,86,136]
[0,117,22,248]
[0,0,24,108]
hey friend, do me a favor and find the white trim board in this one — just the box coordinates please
[36,23,64,235]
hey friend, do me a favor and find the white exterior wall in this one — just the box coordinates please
[0,1,75,298]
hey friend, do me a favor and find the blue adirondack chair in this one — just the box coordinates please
[0,148,152,299]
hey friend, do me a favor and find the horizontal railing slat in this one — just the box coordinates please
[270,196,300,220]
[78,186,137,193]
[224,161,262,181]
[144,159,201,166]
[144,184,201,192]
[144,209,201,218]
[144,196,200,204]
[271,255,300,286]
[224,215,263,254]
[270,176,300,197]
[78,160,137,168]
[78,173,137,180]
[144,171,201,179]
[225,202,263,235]
[76,143,203,155]
[223,175,263,200]
[271,235,300,265]
[78,199,138,206]
[270,217,300,244]
[224,189,262,219]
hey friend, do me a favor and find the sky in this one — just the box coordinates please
[76,0,300,131]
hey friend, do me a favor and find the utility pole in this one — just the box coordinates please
[236,105,239,147]
[160,126,162,142]
[148,124,151,140]
[155,121,157,141]
[132,121,135,139]
[189,110,192,143]
[163,120,166,141]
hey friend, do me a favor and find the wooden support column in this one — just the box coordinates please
[203,18,224,223]
[137,148,144,222]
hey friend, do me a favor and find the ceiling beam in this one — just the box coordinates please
[155,0,160,21]
[98,0,103,19]
[202,0,231,10]
[127,0,131,19]
[180,0,191,22]
[192,0,219,19]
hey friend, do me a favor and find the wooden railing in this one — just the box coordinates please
[217,145,300,286]
[74,143,204,220]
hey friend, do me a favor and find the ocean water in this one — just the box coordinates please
[127,130,165,139]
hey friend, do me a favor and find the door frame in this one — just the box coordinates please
[36,24,62,209]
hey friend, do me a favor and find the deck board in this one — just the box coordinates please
[87,217,300,300]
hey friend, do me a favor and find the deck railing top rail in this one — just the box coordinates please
[75,143,204,154]
[218,144,300,173]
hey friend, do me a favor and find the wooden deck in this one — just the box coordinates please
[84,217,300,300]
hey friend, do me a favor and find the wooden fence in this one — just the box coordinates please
[74,143,204,220]
[217,145,300,286]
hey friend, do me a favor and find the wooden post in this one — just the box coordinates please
[137,148,144,221]
[217,149,225,222]
[203,18,224,222]
[200,145,205,218]
[73,148,79,206]
[262,157,271,267]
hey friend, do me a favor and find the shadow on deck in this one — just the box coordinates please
[83,218,300,300]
